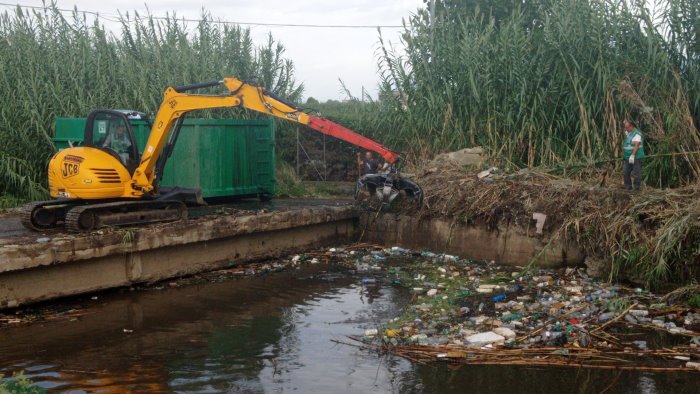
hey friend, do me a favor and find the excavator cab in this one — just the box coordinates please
[84,110,141,174]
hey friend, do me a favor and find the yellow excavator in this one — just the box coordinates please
[22,77,422,232]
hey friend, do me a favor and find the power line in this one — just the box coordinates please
[0,2,406,29]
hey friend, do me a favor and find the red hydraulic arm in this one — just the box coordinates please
[305,116,399,164]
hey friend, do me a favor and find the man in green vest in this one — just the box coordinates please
[622,119,645,191]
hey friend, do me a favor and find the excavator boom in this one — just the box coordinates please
[132,77,400,193]
[305,116,398,164]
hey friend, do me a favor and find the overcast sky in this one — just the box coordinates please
[10,1,424,101]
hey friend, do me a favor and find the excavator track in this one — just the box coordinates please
[20,199,75,231]
[64,200,188,232]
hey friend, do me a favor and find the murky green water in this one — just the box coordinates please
[0,264,697,393]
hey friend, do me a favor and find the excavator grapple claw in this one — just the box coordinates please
[355,173,423,209]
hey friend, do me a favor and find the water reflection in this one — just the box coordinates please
[0,264,698,393]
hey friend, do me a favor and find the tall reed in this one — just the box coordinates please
[357,0,700,187]
[0,4,302,204]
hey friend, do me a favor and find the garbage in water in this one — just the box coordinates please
[2,243,699,373]
[317,245,700,372]
[3,241,699,393]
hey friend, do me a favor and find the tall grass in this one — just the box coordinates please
[0,4,302,202]
[354,0,700,187]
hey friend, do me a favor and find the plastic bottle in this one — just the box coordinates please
[598,312,615,322]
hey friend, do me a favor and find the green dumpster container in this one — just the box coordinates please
[54,118,275,199]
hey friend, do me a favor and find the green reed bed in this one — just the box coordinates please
[0,4,302,204]
[332,1,700,189]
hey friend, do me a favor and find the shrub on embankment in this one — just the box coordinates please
[339,0,700,189]
[0,4,302,206]
[414,163,700,287]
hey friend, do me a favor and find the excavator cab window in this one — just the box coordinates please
[84,110,139,173]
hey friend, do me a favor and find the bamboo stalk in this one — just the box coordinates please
[336,336,700,373]
[591,303,638,333]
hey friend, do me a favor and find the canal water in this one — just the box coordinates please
[0,263,696,393]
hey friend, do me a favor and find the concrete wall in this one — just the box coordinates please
[0,205,590,309]
[0,207,356,308]
[360,213,584,268]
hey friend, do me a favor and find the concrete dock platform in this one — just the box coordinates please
[0,199,356,308]
[0,196,588,309]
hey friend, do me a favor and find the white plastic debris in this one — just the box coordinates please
[477,284,497,294]
[493,327,516,339]
[532,212,547,234]
[477,168,494,179]
[426,289,438,296]
[629,309,649,317]
[364,329,378,337]
[465,331,505,345]
[410,333,428,342]
[390,246,409,254]
[565,286,583,294]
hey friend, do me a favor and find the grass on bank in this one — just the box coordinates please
[0,372,45,394]
[275,161,354,198]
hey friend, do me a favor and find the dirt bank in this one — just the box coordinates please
[405,163,700,286]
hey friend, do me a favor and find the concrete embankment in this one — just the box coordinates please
[0,198,594,308]
[0,204,355,308]
[359,213,584,268]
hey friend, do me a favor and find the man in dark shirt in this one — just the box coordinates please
[357,151,379,175]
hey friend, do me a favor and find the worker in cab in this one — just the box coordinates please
[102,124,132,164]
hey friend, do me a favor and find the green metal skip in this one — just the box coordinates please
[53,118,275,199]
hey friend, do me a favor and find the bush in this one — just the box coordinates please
[0,372,45,394]
[688,293,700,308]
